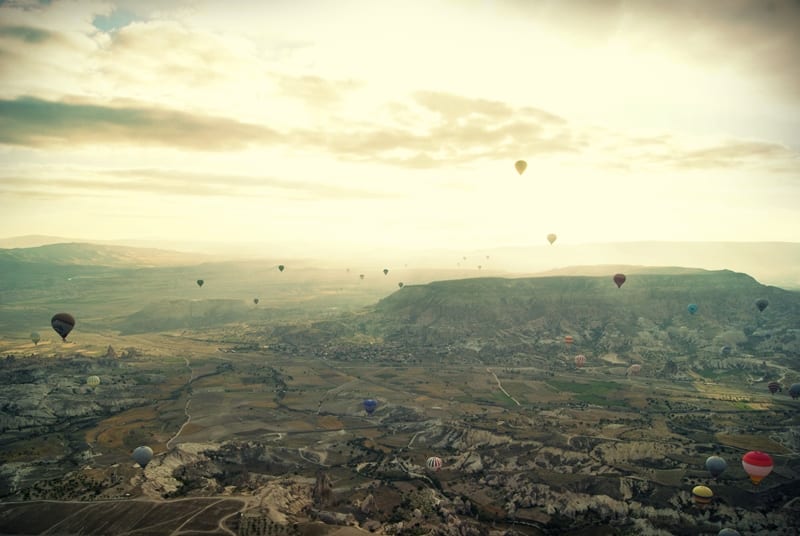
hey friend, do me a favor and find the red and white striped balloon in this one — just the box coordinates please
[426,456,443,471]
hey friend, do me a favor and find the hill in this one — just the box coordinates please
[268,269,800,378]
[0,242,214,267]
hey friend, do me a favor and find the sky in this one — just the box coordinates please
[0,0,798,257]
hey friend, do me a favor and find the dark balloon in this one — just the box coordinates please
[720,346,731,357]
[253,298,259,305]
[705,456,727,478]
[196,279,204,287]
[359,274,365,280]
[718,530,741,536]
[132,446,153,469]
[687,303,698,315]
[755,298,768,312]
[363,399,378,415]
[383,268,389,275]
[789,383,800,400]
[398,282,404,288]
[51,313,75,341]
[768,381,781,395]
[613,273,626,288]
[278,265,285,272]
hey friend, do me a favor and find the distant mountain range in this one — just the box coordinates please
[1,237,799,288]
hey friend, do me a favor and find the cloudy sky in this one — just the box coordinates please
[0,0,798,256]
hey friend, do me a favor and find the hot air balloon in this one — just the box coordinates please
[132,446,154,469]
[86,375,100,387]
[741,451,773,485]
[278,265,285,272]
[514,160,527,175]
[720,346,731,357]
[51,313,75,341]
[687,303,698,315]
[705,456,727,478]
[718,530,741,536]
[627,364,641,376]
[30,332,41,346]
[363,399,378,415]
[768,381,781,395]
[383,269,389,276]
[253,298,259,305]
[547,233,557,245]
[196,279,204,287]
[789,383,800,400]
[359,274,365,280]
[426,456,443,471]
[692,485,713,506]
[613,274,626,288]
[755,298,769,312]
[575,354,586,368]
[477,265,482,270]
[398,282,404,288]
[564,335,574,347]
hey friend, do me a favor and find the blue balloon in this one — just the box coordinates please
[687,303,698,315]
[363,399,378,415]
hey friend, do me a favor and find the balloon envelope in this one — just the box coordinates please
[564,335,574,346]
[363,399,378,415]
[547,233,557,245]
[720,346,731,357]
[196,279,204,287]
[575,355,586,368]
[359,274,365,280]
[398,282,404,288]
[613,274,626,288]
[742,451,773,484]
[705,456,727,478]
[426,456,443,471]
[692,485,713,505]
[253,298,259,305]
[51,313,75,341]
[767,381,781,394]
[132,446,154,468]
[718,530,741,536]
[514,160,527,175]
[789,383,800,399]
[755,298,768,312]
[627,364,641,376]
[687,303,698,315]
[383,269,389,275]
[86,375,100,387]
[30,332,41,345]
[278,265,285,272]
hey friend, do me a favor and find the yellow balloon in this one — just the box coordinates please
[514,160,527,175]
[547,233,557,245]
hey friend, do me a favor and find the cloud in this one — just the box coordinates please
[0,167,399,200]
[0,96,279,149]
[0,24,59,44]
[273,73,362,107]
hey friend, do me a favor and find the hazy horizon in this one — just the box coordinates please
[1,0,799,252]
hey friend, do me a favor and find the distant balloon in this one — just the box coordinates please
[564,335,574,346]
[132,446,153,469]
[789,383,800,400]
[705,456,727,478]
[718,530,741,536]
[514,160,527,175]
[383,268,389,276]
[477,265,482,270]
[426,456,443,471]
[575,354,586,368]
[363,399,378,415]
[359,274,365,280]
[687,303,698,315]
[30,332,41,346]
[547,233,557,245]
[86,375,100,387]
[278,265,285,272]
[613,274,626,288]
[767,381,781,395]
[398,282,404,288]
[720,346,731,357]
[741,451,773,485]
[755,298,768,312]
[627,364,641,376]
[196,279,204,287]
[253,298,259,305]
[692,485,713,506]
[51,313,75,341]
